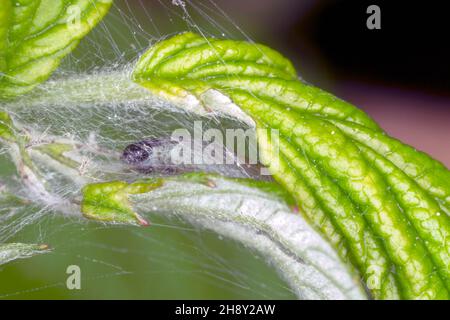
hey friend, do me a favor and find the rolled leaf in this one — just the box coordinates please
[132,32,450,299]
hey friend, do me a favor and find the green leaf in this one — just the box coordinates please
[0,110,15,141]
[132,32,450,299]
[0,0,112,99]
[0,242,50,266]
[81,179,161,226]
[81,173,366,300]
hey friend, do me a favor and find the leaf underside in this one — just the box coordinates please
[82,173,367,300]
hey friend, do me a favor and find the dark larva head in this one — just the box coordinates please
[121,138,179,171]
[122,141,152,165]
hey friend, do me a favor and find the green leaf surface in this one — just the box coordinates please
[132,32,450,299]
[0,0,112,99]
[0,110,15,141]
[81,173,366,300]
[0,242,50,266]
[82,179,161,226]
